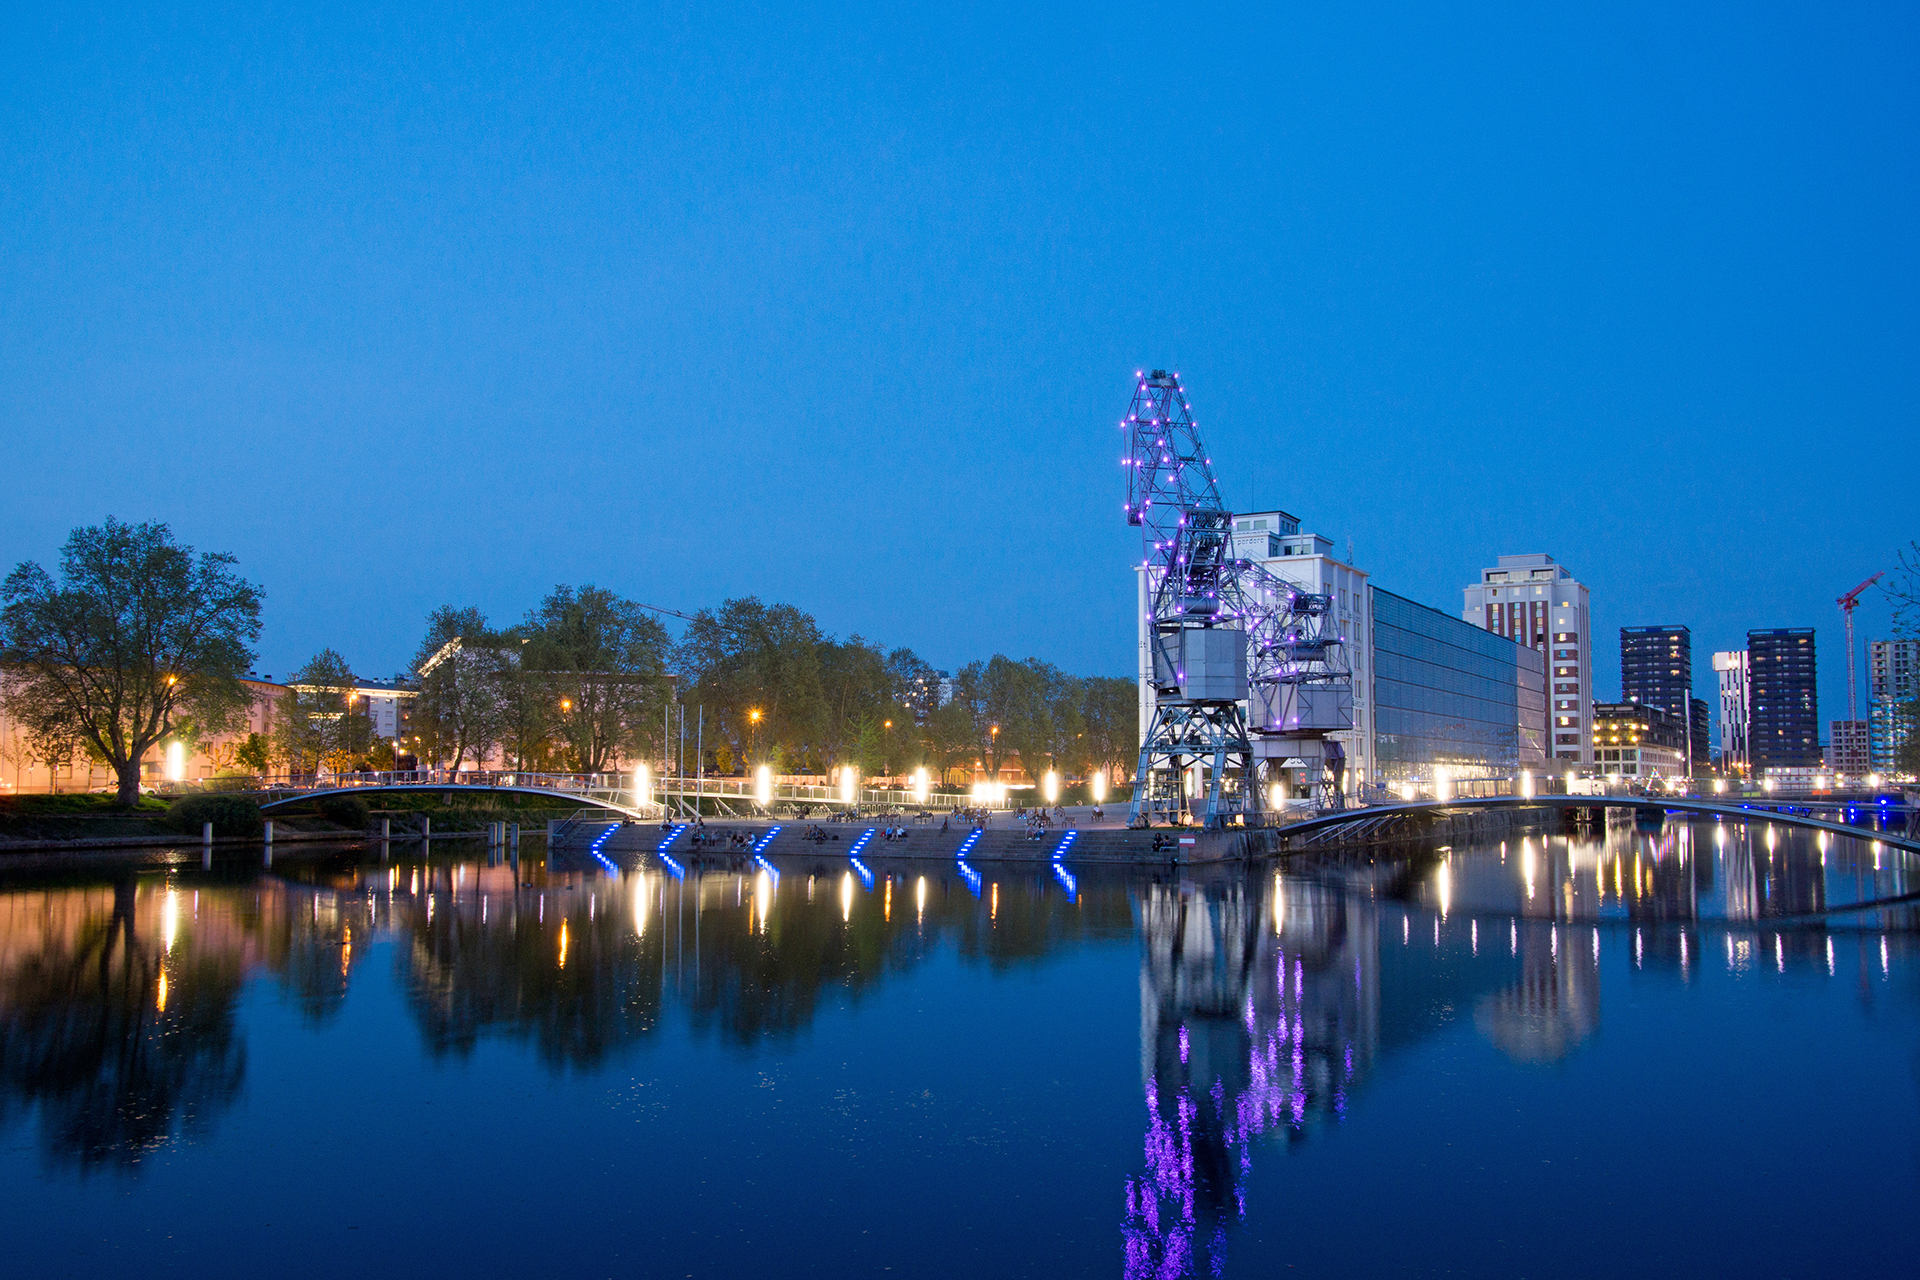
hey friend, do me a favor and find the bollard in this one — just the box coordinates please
[423,815,431,841]
[202,821,213,845]
[511,823,520,855]
[262,819,273,867]
[382,817,391,839]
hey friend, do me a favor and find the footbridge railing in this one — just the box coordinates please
[239,769,987,815]
[1253,793,1920,856]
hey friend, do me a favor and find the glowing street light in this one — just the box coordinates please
[1091,771,1107,805]
[913,766,929,805]
[165,740,185,783]
[840,765,856,805]
[756,764,773,807]
[634,763,652,808]
[1043,770,1059,805]
[1519,770,1534,799]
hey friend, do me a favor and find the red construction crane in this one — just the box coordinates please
[1837,572,1884,722]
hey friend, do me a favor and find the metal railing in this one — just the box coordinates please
[169,768,993,811]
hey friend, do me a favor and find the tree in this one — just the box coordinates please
[675,598,828,774]
[273,650,372,775]
[410,606,508,771]
[522,586,671,774]
[1886,541,1920,638]
[1897,697,1920,778]
[1078,675,1139,783]
[1,518,262,805]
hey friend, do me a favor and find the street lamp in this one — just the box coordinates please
[748,708,761,768]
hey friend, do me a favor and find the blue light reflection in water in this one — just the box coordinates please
[0,816,1916,1278]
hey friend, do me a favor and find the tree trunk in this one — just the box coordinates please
[115,758,144,807]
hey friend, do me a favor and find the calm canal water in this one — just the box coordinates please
[2,816,1917,1278]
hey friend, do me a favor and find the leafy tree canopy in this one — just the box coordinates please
[2,518,262,804]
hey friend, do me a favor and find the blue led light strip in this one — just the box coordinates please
[1052,829,1078,861]
[589,823,619,874]
[656,823,687,853]
[658,853,685,879]
[753,825,783,855]
[1053,862,1078,901]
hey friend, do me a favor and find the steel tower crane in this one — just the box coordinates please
[1838,571,1883,723]
[1120,370,1353,828]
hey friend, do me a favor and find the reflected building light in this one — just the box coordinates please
[558,919,569,969]
[1825,936,1834,977]
[1437,862,1451,919]
[1521,839,1536,901]
[915,875,926,924]
[1510,921,1517,956]
[163,888,180,953]
[1470,918,1478,955]
[1635,928,1643,967]
[633,874,649,938]
[991,882,999,922]
[156,971,168,1012]
[1775,933,1784,973]
[1882,935,1890,975]
[841,871,854,923]
[755,869,772,935]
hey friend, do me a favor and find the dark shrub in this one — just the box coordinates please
[164,793,264,838]
[317,795,370,829]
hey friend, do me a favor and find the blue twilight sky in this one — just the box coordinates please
[2,1,1916,723]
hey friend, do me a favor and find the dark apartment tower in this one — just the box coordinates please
[1621,626,1694,767]
[1689,697,1710,773]
[1748,628,1819,770]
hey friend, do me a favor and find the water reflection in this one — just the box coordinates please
[0,816,1913,1280]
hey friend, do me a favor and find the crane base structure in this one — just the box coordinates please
[1131,700,1260,829]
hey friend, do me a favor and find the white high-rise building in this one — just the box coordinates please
[1712,650,1750,775]
[1462,554,1591,767]
[1868,639,1918,774]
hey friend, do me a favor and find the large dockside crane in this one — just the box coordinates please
[1122,370,1353,829]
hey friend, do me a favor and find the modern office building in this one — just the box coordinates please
[1712,650,1750,774]
[1591,701,1689,783]
[1828,720,1870,774]
[1136,511,1549,792]
[1224,511,1375,782]
[1620,625,1699,772]
[1748,628,1819,772]
[1462,554,1591,767]
[1373,588,1547,785]
[1868,639,1917,774]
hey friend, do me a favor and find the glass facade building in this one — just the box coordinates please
[1371,588,1547,783]
[1748,628,1818,771]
